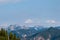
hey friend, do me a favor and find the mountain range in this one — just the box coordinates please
[5,25,60,40]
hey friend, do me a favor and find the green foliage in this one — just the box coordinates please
[0,28,20,40]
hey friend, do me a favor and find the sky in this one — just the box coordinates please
[0,0,60,27]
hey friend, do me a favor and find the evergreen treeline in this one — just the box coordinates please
[0,28,20,40]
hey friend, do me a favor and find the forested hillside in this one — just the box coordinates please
[20,27,60,40]
[27,27,60,40]
[0,28,20,40]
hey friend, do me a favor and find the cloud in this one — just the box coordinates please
[0,24,8,26]
[46,20,56,24]
[0,0,21,3]
[24,19,33,24]
[0,23,9,28]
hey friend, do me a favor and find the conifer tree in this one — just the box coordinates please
[9,32,14,40]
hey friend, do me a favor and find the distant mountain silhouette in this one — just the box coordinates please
[7,25,60,40]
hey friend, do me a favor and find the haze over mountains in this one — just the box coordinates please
[0,24,60,40]
[2,24,59,40]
